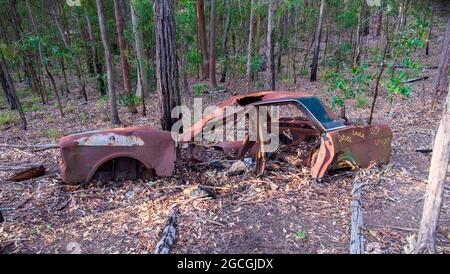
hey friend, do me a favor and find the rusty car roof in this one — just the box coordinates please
[179,91,344,143]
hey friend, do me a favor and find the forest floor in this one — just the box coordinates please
[1,31,450,254]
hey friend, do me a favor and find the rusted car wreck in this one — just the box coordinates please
[59,91,392,183]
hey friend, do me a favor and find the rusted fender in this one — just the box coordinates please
[59,126,176,183]
[311,124,392,179]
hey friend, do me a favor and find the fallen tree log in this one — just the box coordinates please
[0,143,59,152]
[0,165,44,171]
[350,172,365,254]
[370,63,438,69]
[154,206,179,254]
[402,76,430,83]
[416,148,433,153]
[7,165,46,181]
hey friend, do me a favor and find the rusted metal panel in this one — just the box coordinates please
[59,126,176,183]
[310,124,393,179]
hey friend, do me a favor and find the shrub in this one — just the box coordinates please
[355,95,370,109]
[45,129,61,139]
[0,112,18,126]
[193,82,210,97]
[63,104,75,113]
[80,112,90,121]
[23,97,42,112]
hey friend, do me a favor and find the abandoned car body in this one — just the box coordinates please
[59,91,392,183]
[59,127,176,183]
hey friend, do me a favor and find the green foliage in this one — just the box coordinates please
[355,95,369,109]
[45,129,62,139]
[119,94,141,108]
[63,104,75,113]
[22,97,42,113]
[0,112,18,126]
[385,72,413,98]
[295,230,307,240]
[334,0,359,30]
[383,16,427,100]
[255,81,266,90]
[24,104,41,113]
[187,49,202,71]
[252,55,263,75]
[96,96,109,108]
[193,83,211,97]
[80,112,90,121]
[325,64,374,108]
[298,69,309,77]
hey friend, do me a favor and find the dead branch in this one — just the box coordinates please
[402,76,429,83]
[370,63,438,69]
[7,165,45,181]
[154,205,178,254]
[350,172,365,254]
[0,143,59,152]
[416,148,433,153]
[388,225,417,232]
[0,165,43,171]
[203,218,227,227]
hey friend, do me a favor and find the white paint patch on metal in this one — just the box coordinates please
[77,133,145,146]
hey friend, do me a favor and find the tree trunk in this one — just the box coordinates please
[16,66,22,83]
[119,0,131,28]
[84,8,106,96]
[426,10,433,56]
[246,0,257,92]
[196,0,209,80]
[59,58,70,96]
[256,10,264,58]
[0,52,27,130]
[25,0,49,100]
[302,27,316,72]
[396,0,409,33]
[114,0,137,114]
[44,65,64,118]
[0,62,16,110]
[209,0,218,89]
[26,0,63,117]
[310,0,325,81]
[180,42,189,93]
[77,12,95,76]
[9,0,43,102]
[323,18,329,61]
[374,10,383,37]
[52,4,88,101]
[353,0,363,67]
[432,17,450,108]
[219,0,232,83]
[154,0,181,131]
[415,20,450,253]
[96,0,121,125]
[277,8,288,74]
[361,1,370,36]
[265,0,277,90]
[131,0,147,116]
[368,19,390,125]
